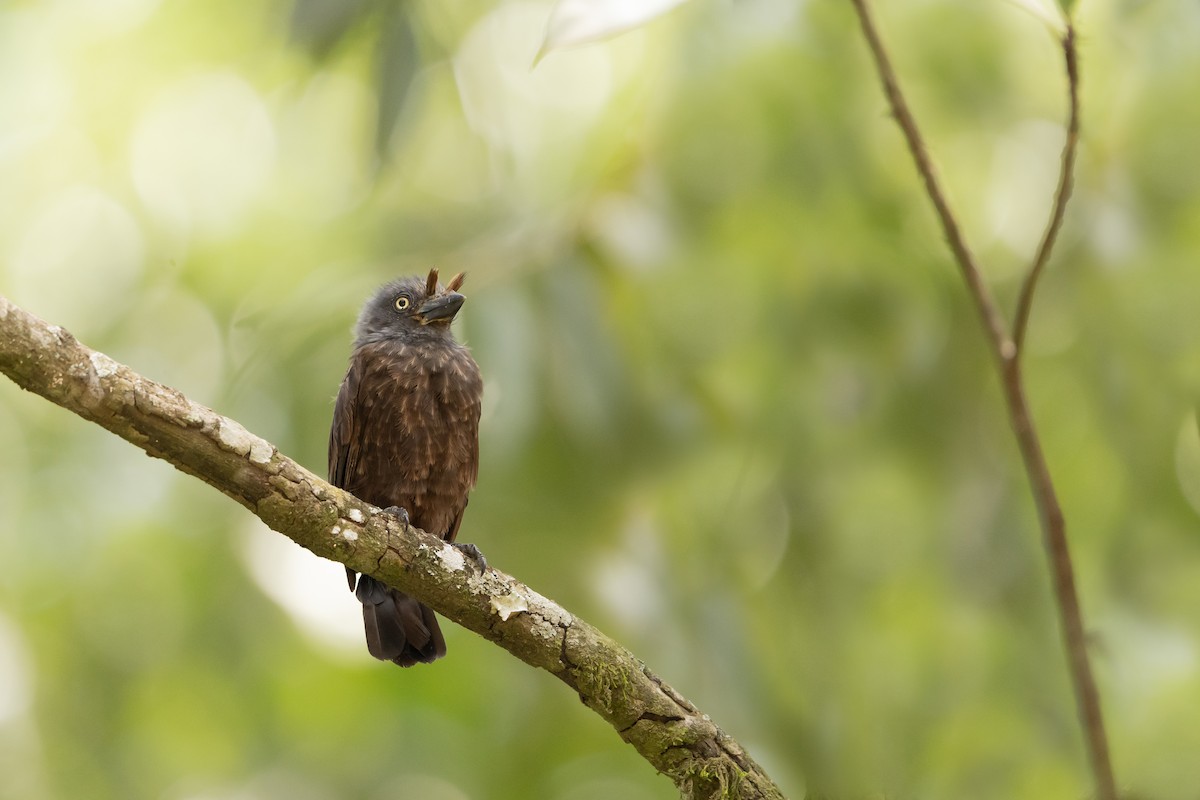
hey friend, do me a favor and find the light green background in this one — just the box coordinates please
[1,1,1198,798]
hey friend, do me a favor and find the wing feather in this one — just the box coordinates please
[329,358,364,591]
[328,359,361,489]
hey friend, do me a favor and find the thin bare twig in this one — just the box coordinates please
[847,0,1013,364]
[1013,25,1081,354]
[847,3,1117,800]
[997,358,1116,800]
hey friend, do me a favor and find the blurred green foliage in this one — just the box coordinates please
[2,1,1200,799]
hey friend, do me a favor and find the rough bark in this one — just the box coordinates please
[0,293,785,800]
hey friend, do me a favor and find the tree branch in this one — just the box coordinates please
[0,293,785,800]
[847,0,1013,365]
[1013,24,1080,355]
[847,4,1117,799]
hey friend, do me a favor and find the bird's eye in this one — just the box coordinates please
[394,296,411,311]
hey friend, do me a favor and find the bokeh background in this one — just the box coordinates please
[2,0,1199,798]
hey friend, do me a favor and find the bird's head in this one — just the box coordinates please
[354,268,467,346]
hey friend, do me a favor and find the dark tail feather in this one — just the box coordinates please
[353,574,447,667]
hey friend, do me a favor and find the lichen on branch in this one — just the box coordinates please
[0,293,785,800]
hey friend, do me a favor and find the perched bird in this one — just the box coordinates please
[328,269,483,666]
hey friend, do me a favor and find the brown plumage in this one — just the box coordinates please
[328,269,482,667]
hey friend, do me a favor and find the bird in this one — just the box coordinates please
[328,268,483,667]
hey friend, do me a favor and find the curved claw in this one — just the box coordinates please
[451,542,487,574]
[383,505,411,526]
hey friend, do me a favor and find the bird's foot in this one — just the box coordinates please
[382,506,411,527]
[451,542,488,574]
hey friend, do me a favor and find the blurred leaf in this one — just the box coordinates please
[374,4,420,158]
[1003,0,1067,34]
[289,0,373,58]
[1056,0,1078,17]
[537,0,692,63]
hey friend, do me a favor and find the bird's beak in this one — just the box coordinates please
[417,292,465,325]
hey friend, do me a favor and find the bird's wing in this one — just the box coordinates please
[445,500,467,543]
[329,356,363,591]
[328,357,361,489]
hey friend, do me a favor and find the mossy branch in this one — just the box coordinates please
[0,293,785,800]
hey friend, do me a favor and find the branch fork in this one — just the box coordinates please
[847,3,1114,799]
